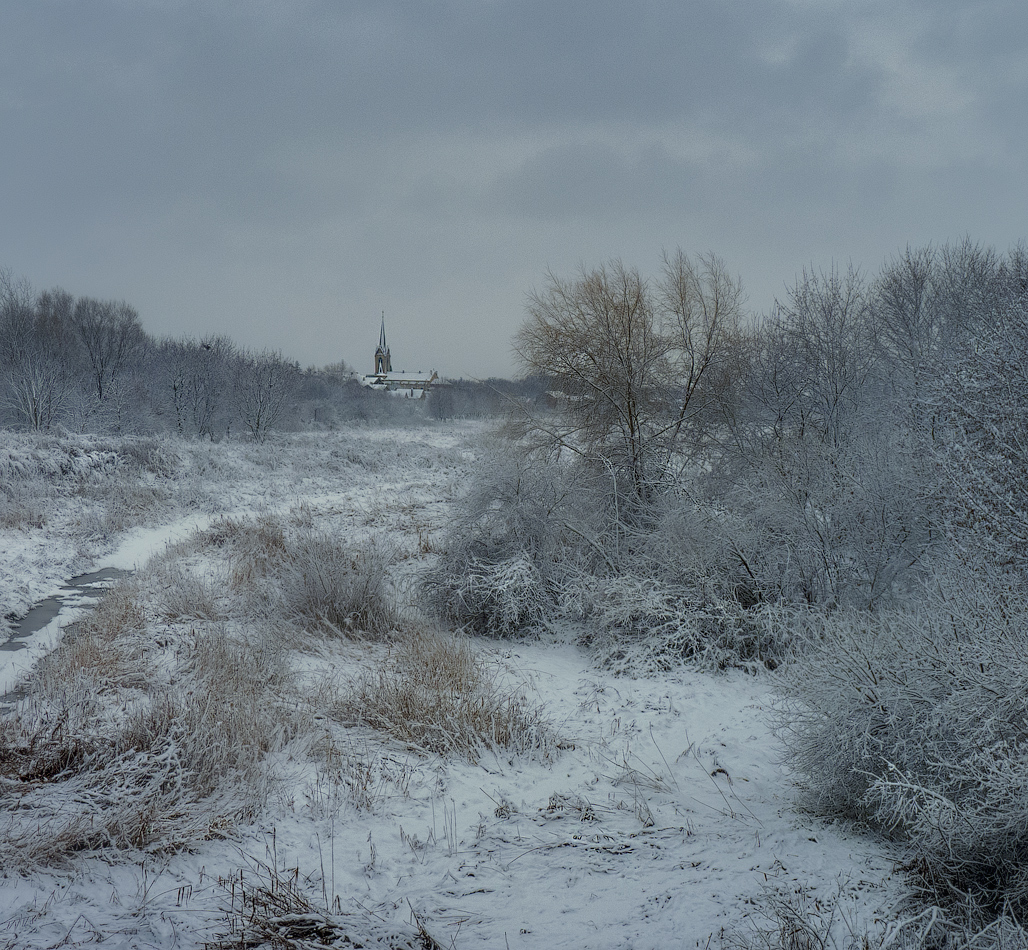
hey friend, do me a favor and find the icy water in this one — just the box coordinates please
[0,567,132,705]
[0,567,131,654]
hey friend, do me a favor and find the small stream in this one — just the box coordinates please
[1,567,132,653]
[0,566,133,704]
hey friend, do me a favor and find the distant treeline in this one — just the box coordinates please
[0,270,540,439]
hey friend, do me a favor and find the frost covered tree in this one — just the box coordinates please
[938,265,1028,576]
[0,278,80,431]
[71,296,146,427]
[724,266,933,607]
[160,335,235,439]
[233,349,297,442]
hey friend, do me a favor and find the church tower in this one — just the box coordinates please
[374,312,392,374]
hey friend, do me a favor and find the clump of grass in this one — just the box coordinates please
[336,632,555,762]
[210,854,445,950]
[150,561,225,621]
[274,530,396,636]
[196,514,289,592]
[194,516,396,636]
[0,582,299,866]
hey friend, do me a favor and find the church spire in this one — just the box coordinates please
[374,311,392,374]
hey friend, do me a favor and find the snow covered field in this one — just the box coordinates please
[0,423,904,949]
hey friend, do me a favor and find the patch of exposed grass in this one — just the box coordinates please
[0,583,300,866]
[210,853,445,950]
[336,631,556,762]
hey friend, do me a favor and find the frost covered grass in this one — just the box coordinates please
[274,528,396,636]
[0,581,298,866]
[208,851,448,950]
[336,631,556,761]
[0,422,470,633]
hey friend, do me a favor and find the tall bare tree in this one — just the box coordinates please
[1,278,79,430]
[71,297,145,408]
[513,252,743,504]
[234,349,296,442]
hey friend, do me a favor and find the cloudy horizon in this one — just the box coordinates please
[2,1,1026,378]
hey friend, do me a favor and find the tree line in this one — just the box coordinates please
[0,270,523,438]
[495,238,1028,610]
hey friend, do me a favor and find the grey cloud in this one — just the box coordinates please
[1,0,1026,377]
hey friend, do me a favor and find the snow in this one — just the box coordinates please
[105,514,220,572]
[0,422,904,948]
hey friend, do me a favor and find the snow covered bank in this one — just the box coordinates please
[0,423,905,949]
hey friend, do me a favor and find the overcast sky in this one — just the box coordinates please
[2,1,1026,378]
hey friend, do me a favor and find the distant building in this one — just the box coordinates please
[361,313,438,396]
[374,313,391,374]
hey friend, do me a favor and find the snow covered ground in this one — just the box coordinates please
[0,423,904,948]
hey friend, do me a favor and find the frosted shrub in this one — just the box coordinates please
[429,554,550,636]
[587,575,805,673]
[422,447,582,635]
[634,495,763,607]
[778,586,1028,921]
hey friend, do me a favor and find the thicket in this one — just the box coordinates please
[423,241,1028,939]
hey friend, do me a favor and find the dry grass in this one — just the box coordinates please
[150,561,226,621]
[190,515,396,636]
[219,515,289,591]
[0,581,301,867]
[30,580,147,692]
[336,631,556,762]
[274,529,396,636]
[210,853,445,950]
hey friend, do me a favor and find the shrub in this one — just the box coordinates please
[585,576,808,674]
[421,446,592,635]
[777,582,1028,923]
[426,554,551,636]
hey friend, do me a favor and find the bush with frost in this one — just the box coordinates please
[433,554,550,636]
[422,446,586,635]
[585,575,807,674]
[778,575,1028,922]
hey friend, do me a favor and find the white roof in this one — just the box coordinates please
[361,371,436,387]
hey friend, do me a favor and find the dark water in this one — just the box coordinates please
[1,566,133,653]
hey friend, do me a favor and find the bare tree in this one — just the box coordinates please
[0,269,36,368]
[940,289,1028,574]
[71,297,145,409]
[1,278,79,431]
[513,252,743,505]
[656,249,746,478]
[162,335,235,439]
[724,266,934,607]
[233,349,295,442]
